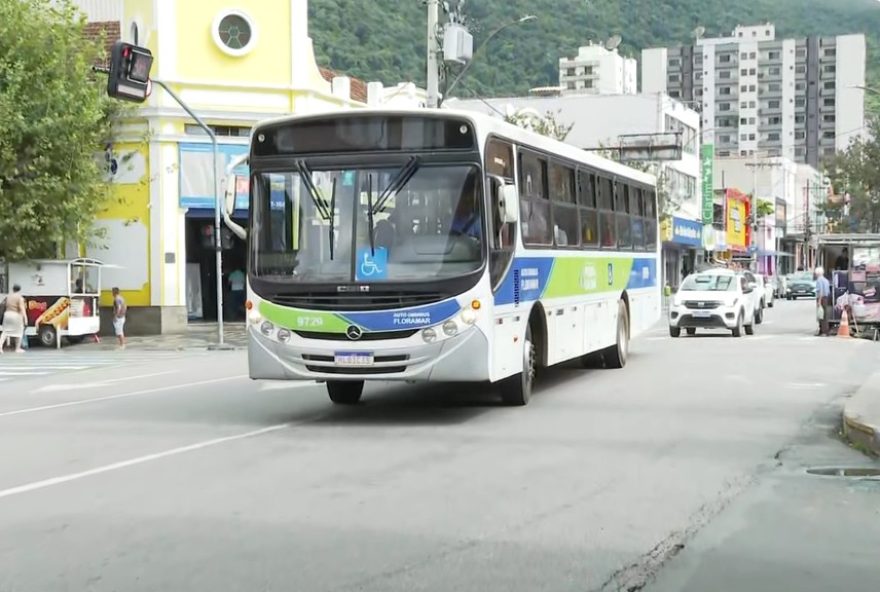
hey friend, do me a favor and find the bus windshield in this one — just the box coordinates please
[250,164,484,283]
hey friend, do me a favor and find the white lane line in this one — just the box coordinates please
[0,371,52,376]
[0,423,290,501]
[259,380,318,391]
[0,366,88,371]
[34,370,180,393]
[0,374,248,418]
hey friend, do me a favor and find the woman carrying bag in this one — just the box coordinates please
[1,284,28,353]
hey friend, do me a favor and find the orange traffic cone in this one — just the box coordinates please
[837,308,852,338]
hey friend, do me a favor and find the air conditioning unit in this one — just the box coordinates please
[443,24,473,64]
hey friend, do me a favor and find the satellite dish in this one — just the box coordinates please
[605,35,622,51]
[693,26,706,40]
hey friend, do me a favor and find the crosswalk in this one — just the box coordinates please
[0,350,191,383]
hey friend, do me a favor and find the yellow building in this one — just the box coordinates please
[75,0,367,333]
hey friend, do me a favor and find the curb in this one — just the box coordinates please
[842,371,880,457]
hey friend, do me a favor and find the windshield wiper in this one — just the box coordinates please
[295,160,331,221]
[367,174,376,256]
[329,178,337,260]
[373,156,419,214]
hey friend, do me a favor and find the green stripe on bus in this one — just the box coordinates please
[542,257,635,299]
[258,300,351,332]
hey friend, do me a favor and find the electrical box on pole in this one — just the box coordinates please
[443,24,473,64]
[107,41,154,103]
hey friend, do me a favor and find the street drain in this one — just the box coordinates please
[806,467,880,478]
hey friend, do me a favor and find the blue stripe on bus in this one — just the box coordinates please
[340,298,462,332]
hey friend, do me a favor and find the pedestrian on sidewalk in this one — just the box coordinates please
[112,287,127,348]
[815,266,831,336]
[227,268,246,320]
[1,284,28,353]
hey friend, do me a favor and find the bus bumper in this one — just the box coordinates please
[248,325,490,383]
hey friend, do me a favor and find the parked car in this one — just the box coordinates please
[669,268,758,337]
[759,273,775,308]
[738,270,766,324]
[785,271,816,300]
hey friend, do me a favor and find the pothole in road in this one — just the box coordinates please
[806,467,880,478]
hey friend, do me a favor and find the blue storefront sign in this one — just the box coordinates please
[671,217,703,248]
[179,142,250,210]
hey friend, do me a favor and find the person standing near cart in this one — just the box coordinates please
[112,287,127,348]
[1,285,28,353]
[815,266,832,336]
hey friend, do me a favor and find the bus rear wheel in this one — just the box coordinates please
[500,325,535,406]
[326,380,364,405]
[602,300,629,369]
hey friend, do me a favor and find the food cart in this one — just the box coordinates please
[817,234,880,335]
[2,258,106,348]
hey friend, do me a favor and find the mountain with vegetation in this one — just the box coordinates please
[310,0,880,100]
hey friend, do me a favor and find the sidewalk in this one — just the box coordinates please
[71,322,248,352]
[843,370,880,456]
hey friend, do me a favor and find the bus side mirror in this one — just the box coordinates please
[224,173,237,215]
[496,184,518,224]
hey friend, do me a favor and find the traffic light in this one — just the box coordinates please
[107,41,153,103]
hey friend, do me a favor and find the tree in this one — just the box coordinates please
[503,109,574,141]
[0,0,123,260]
[825,115,880,234]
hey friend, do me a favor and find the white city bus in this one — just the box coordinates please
[234,109,660,406]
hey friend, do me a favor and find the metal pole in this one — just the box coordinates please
[152,80,225,347]
[426,0,440,108]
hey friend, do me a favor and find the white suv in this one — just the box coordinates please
[669,269,758,337]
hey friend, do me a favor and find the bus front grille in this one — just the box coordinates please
[293,329,419,341]
[268,292,446,311]
[303,353,409,375]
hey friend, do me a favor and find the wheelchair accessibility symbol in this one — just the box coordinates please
[356,247,388,281]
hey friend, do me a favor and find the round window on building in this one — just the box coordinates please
[213,10,257,56]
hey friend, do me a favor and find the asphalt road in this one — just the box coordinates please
[0,300,877,592]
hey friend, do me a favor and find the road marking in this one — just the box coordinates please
[0,423,290,501]
[787,382,827,389]
[0,366,88,371]
[0,374,248,418]
[34,370,178,393]
[259,381,319,391]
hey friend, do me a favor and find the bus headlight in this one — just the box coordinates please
[277,328,291,342]
[460,308,477,325]
[260,321,275,336]
[442,320,459,336]
[422,327,437,343]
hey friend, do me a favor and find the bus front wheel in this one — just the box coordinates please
[500,325,535,406]
[327,380,364,405]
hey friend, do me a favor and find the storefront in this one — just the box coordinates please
[180,143,249,321]
[662,216,703,287]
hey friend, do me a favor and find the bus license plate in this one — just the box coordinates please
[334,351,374,366]
[693,310,711,318]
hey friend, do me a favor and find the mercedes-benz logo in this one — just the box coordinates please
[345,325,363,341]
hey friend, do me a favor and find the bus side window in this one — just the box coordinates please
[577,170,598,248]
[486,139,516,289]
[519,150,551,246]
[598,176,616,248]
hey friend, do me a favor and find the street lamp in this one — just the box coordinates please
[442,15,537,103]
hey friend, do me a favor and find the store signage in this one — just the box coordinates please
[701,143,714,224]
[671,217,703,247]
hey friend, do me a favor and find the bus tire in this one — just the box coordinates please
[500,324,535,406]
[38,325,57,348]
[602,300,629,369]
[326,380,364,405]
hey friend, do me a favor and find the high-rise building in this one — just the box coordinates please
[642,24,866,167]
[560,43,637,96]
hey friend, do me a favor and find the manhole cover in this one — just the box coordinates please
[806,467,880,478]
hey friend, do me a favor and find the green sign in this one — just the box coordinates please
[701,143,714,224]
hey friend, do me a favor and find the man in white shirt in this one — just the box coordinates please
[227,268,246,320]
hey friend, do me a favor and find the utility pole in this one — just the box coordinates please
[426,0,440,108]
